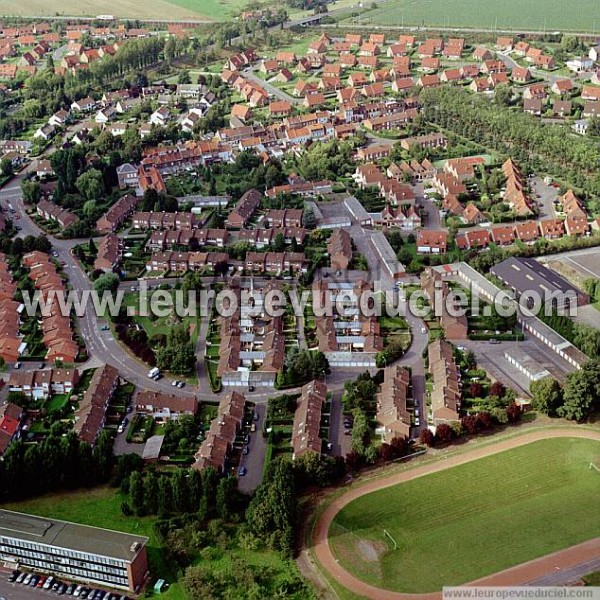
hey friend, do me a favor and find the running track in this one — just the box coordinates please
[312,428,600,600]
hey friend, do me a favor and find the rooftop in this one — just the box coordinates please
[0,509,148,562]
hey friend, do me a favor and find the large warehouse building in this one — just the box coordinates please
[0,510,149,592]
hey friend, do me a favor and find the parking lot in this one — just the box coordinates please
[0,571,128,600]
[540,247,600,282]
[530,176,558,220]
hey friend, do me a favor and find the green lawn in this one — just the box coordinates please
[45,394,71,414]
[166,0,248,20]
[583,571,600,585]
[348,0,600,31]
[330,438,600,593]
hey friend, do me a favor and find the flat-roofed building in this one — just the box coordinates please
[0,510,148,592]
[490,257,588,311]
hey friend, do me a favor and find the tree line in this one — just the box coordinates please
[530,359,600,421]
[0,429,114,502]
[420,86,600,201]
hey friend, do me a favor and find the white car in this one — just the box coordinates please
[421,327,427,334]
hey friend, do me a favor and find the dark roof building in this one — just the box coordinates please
[0,510,148,592]
[490,257,588,311]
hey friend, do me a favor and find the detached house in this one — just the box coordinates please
[70,96,96,112]
[150,106,171,126]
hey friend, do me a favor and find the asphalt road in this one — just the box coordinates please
[243,67,301,104]
[237,404,267,494]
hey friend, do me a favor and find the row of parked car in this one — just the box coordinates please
[8,570,129,600]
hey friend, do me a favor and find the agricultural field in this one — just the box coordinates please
[347,0,600,32]
[330,438,600,593]
[0,0,246,20]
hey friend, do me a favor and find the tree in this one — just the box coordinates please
[75,168,105,201]
[245,458,297,555]
[156,475,172,518]
[419,429,435,447]
[302,204,317,229]
[530,377,563,416]
[494,85,512,107]
[129,471,145,516]
[94,273,120,296]
[506,403,522,423]
[558,360,600,421]
[200,466,218,520]
[143,470,159,515]
[215,476,238,520]
[469,382,483,398]
[178,69,191,84]
[378,443,394,462]
[435,423,453,443]
[21,180,41,204]
[375,339,405,367]
[272,232,285,252]
[475,411,493,430]
[489,381,506,398]
[0,157,13,177]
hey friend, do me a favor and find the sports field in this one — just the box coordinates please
[0,0,247,20]
[349,0,600,32]
[330,438,600,593]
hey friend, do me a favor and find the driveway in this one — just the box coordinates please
[244,66,300,104]
[237,403,267,494]
[529,176,558,219]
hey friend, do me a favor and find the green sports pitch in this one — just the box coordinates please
[347,0,600,32]
[330,438,600,593]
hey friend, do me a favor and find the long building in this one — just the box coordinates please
[490,257,588,311]
[0,510,148,592]
[376,365,411,441]
[291,379,327,459]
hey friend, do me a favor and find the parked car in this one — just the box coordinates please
[238,466,247,476]
[9,570,20,582]
[242,446,249,455]
[177,381,185,388]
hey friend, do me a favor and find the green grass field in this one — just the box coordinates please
[330,438,600,593]
[349,0,600,32]
[166,0,248,20]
